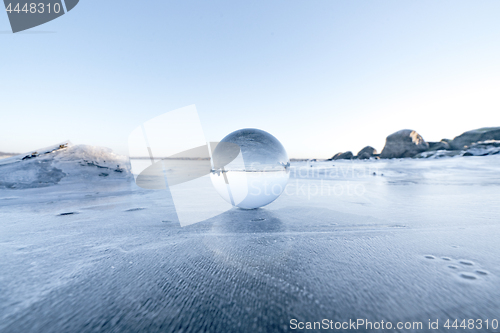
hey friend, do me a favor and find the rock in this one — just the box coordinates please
[449,127,500,150]
[415,150,462,159]
[427,140,451,151]
[427,142,439,148]
[331,151,354,160]
[356,146,377,159]
[470,140,500,148]
[380,130,429,158]
[415,140,500,158]
[462,140,500,156]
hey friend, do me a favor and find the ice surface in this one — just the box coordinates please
[0,150,500,332]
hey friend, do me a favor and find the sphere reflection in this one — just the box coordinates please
[210,128,290,209]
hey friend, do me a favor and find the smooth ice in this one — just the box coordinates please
[1,147,500,332]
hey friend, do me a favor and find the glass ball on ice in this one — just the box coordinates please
[210,128,290,209]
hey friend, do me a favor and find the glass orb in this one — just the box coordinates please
[210,128,290,209]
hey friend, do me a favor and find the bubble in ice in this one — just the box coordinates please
[210,128,290,209]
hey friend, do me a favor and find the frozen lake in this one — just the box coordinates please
[1,150,500,332]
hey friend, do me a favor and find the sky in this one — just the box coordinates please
[1,0,500,158]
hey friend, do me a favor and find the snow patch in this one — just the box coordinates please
[0,143,131,189]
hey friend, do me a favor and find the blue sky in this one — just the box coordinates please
[1,0,500,158]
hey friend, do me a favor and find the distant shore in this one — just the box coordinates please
[327,126,500,161]
[0,152,17,159]
[3,126,500,162]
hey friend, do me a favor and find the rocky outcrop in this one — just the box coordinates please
[427,140,451,151]
[449,127,500,150]
[380,130,429,159]
[416,140,500,158]
[331,151,354,160]
[356,146,377,159]
[327,127,500,161]
[415,150,462,159]
[463,140,500,156]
